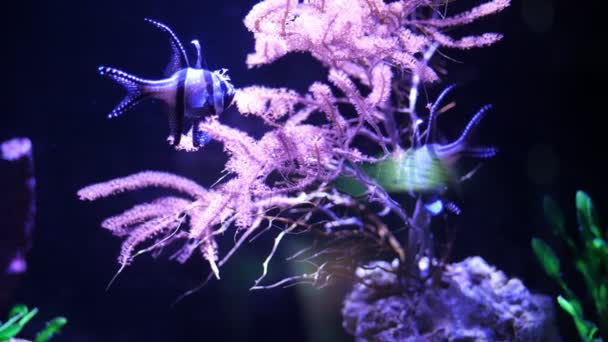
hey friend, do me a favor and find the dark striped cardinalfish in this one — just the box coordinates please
[98,18,236,151]
[361,85,497,216]
[401,85,497,216]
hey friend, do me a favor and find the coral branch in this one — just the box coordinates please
[81,0,508,292]
[78,171,207,200]
[416,0,510,28]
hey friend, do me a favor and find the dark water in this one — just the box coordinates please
[2,0,604,341]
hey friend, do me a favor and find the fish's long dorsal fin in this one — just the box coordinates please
[452,104,492,148]
[425,84,456,145]
[441,104,496,158]
[144,18,189,76]
[190,39,208,69]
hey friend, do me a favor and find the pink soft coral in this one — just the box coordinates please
[80,0,508,289]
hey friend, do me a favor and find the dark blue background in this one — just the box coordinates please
[3,0,604,340]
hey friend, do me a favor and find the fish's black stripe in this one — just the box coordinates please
[172,71,187,146]
[203,70,215,115]
[219,80,228,110]
[211,74,223,115]
[219,79,227,95]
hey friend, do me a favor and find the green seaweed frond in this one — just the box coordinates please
[0,305,67,342]
[34,316,67,342]
[532,191,608,341]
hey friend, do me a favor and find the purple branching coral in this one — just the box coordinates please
[79,0,509,290]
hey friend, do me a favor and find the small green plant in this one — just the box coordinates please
[532,191,608,341]
[0,304,67,342]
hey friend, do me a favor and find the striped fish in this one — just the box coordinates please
[98,18,235,150]
[338,86,496,216]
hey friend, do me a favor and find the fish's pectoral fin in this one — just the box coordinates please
[196,131,212,147]
[98,66,152,118]
[426,84,456,145]
[423,198,444,216]
[144,18,189,75]
[166,109,184,147]
[423,197,462,217]
[167,119,210,151]
[192,120,211,147]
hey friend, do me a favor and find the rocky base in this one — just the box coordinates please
[342,257,560,342]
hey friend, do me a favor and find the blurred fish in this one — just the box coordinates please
[98,18,236,150]
[336,86,496,217]
[379,86,496,215]
[367,101,496,195]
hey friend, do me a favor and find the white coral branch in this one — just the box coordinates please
[78,171,207,201]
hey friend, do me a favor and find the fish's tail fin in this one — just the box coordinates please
[98,66,153,119]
